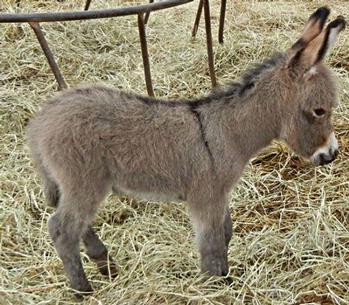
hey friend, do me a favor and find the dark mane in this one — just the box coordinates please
[198,52,286,104]
[134,53,286,109]
[240,52,284,87]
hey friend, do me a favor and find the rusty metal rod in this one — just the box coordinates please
[138,14,154,96]
[192,0,203,38]
[1,0,194,95]
[218,0,227,44]
[0,0,192,23]
[84,0,92,11]
[29,22,68,90]
[144,0,154,25]
[203,0,216,87]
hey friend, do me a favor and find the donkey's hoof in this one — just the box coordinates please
[97,260,119,278]
[211,275,233,287]
[72,281,93,300]
[73,285,94,300]
[223,276,233,286]
[201,256,229,278]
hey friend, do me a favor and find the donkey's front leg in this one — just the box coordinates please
[188,193,230,276]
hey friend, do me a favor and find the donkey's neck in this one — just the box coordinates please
[196,74,284,174]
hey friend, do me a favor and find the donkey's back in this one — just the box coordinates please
[27,85,212,206]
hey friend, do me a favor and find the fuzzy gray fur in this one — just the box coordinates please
[27,8,343,296]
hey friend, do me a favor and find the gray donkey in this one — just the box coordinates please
[27,7,345,296]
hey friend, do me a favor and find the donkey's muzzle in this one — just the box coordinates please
[316,148,339,166]
[310,132,339,166]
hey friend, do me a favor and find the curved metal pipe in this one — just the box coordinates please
[0,0,192,23]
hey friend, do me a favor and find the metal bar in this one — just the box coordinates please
[203,0,217,87]
[218,0,227,44]
[84,0,92,11]
[192,0,203,38]
[137,14,154,96]
[0,0,192,23]
[144,0,154,25]
[29,22,68,90]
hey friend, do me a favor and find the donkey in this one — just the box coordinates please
[27,7,345,296]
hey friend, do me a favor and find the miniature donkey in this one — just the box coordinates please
[27,7,345,296]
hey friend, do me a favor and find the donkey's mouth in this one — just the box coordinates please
[310,147,339,166]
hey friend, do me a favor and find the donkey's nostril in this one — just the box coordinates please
[333,149,339,159]
[318,153,333,166]
[319,153,326,165]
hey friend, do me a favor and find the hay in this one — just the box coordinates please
[0,0,349,304]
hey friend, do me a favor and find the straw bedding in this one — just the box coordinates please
[0,1,348,304]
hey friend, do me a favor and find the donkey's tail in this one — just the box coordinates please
[42,168,60,208]
[30,147,60,207]
[36,157,60,207]
[27,117,60,208]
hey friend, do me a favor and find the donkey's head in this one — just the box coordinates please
[279,7,345,166]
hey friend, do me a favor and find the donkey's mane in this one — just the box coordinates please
[69,52,285,112]
[204,52,285,103]
[135,52,285,109]
[239,52,284,90]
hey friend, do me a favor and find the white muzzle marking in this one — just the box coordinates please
[310,132,338,165]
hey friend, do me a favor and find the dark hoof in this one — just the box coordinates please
[73,285,94,300]
[224,276,233,286]
[97,260,118,278]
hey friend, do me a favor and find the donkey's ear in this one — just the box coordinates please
[308,16,346,65]
[289,7,330,54]
[288,9,346,71]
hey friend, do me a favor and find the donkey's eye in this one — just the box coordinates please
[313,108,326,118]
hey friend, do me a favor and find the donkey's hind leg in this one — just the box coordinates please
[48,174,111,297]
[82,226,118,278]
[48,201,93,297]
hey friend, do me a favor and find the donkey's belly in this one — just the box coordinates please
[112,172,186,203]
[112,185,185,202]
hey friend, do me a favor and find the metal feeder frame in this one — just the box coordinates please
[0,0,227,95]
